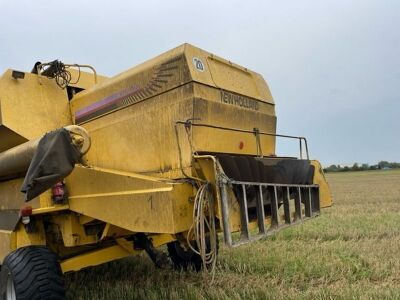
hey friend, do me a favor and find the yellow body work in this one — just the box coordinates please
[0,44,332,272]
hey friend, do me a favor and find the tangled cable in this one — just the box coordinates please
[43,60,81,89]
[187,183,218,279]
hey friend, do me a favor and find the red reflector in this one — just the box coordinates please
[239,141,244,150]
[20,206,32,217]
[52,181,66,203]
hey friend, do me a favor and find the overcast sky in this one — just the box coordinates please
[1,0,399,166]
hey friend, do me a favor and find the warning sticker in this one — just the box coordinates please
[192,57,205,72]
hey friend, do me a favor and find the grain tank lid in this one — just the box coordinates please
[182,44,274,104]
[70,44,191,123]
[71,44,274,124]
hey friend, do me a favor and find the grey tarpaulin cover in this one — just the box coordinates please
[21,128,82,201]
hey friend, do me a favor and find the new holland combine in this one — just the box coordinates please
[0,44,331,299]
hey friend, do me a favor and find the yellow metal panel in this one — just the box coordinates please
[65,166,196,234]
[68,44,277,181]
[0,70,71,146]
[70,44,190,121]
[149,233,175,247]
[170,184,196,233]
[66,165,173,196]
[100,223,134,240]
[193,83,275,115]
[14,222,46,249]
[192,128,275,157]
[0,230,12,263]
[75,85,194,176]
[311,160,333,208]
[52,214,98,247]
[32,205,69,215]
[66,166,195,234]
[183,44,274,103]
[69,81,277,180]
[208,57,266,101]
[60,243,141,273]
[0,178,40,210]
[69,192,173,233]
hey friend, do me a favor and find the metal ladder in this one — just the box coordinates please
[218,177,320,247]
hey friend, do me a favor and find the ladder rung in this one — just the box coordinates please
[256,186,266,234]
[270,186,279,227]
[240,184,250,239]
[295,187,302,221]
[283,187,291,224]
[305,187,312,217]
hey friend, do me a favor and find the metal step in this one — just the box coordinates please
[218,178,320,247]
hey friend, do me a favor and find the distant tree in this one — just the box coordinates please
[378,161,390,169]
[325,164,339,172]
[324,161,399,173]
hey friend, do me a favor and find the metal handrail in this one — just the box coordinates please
[36,63,98,85]
[228,180,318,188]
[176,120,310,160]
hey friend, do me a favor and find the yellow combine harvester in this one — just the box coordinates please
[0,44,331,299]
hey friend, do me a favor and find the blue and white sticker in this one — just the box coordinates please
[192,57,205,72]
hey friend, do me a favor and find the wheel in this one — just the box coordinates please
[0,246,65,300]
[167,241,203,271]
[167,238,219,271]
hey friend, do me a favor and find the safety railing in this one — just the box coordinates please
[175,120,310,160]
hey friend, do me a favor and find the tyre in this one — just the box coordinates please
[167,238,219,271]
[167,241,203,271]
[0,246,65,300]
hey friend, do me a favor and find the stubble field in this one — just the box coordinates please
[66,169,400,300]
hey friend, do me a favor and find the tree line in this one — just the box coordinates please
[323,161,400,173]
